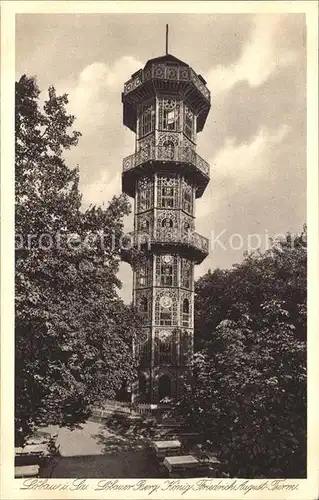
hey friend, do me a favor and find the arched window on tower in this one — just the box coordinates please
[160,218,173,242]
[157,176,178,209]
[163,140,174,148]
[159,99,180,132]
[182,298,190,327]
[158,335,172,365]
[162,139,175,161]
[137,177,152,212]
[155,293,176,327]
[182,182,193,214]
[183,191,192,213]
[184,104,195,140]
[160,303,172,326]
[139,218,150,232]
[182,259,193,289]
[160,255,173,286]
[137,261,150,287]
[160,307,172,326]
[161,218,173,228]
[139,267,146,286]
[138,101,155,138]
[161,186,174,208]
[184,221,190,234]
[139,296,148,314]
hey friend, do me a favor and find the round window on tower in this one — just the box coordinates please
[160,295,172,309]
[159,330,171,341]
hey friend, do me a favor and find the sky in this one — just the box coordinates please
[15,13,306,303]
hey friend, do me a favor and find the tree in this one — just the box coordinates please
[176,230,306,477]
[15,75,141,445]
[195,227,307,349]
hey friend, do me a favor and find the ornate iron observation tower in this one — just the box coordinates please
[121,47,211,403]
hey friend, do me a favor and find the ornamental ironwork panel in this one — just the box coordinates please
[138,133,155,152]
[180,211,194,229]
[192,232,209,253]
[123,63,211,102]
[135,257,153,288]
[153,227,208,253]
[155,254,178,287]
[143,67,152,82]
[180,291,193,328]
[125,227,208,254]
[166,66,179,80]
[123,154,135,172]
[158,98,181,132]
[136,212,154,233]
[154,328,177,365]
[182,134,196,149]
[190,69,210,100]
[157,176,180,209]
[122,146,210,177]
[135,329,151,365]
[136,176,154,212]
[157,132,180,147]
[180,330,193,365]
[154,289,178,326]
[181,179,194,215]
[156,209,179,227]
[181,258,194,290]
[138,100,156,138]
[153,64,166,79]
[135,289,152,324]
[183,104,195,141]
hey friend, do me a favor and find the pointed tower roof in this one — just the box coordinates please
[144,53,189,68]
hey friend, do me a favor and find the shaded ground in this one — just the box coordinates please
[49,451,161,478]
[41,415,165,478]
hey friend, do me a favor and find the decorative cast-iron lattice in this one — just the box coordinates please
[136,176,153,212]
[138,100,155,138]
[122,147,210,177]
[135,258,153,288]
[155,289,178,326]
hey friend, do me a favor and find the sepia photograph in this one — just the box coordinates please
[1,1,318,497]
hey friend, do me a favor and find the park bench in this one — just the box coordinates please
[163,455,200,477]
[15,434,60,478]
[15,464,40,478]
[151,439,182,460]
[15,444,47,465]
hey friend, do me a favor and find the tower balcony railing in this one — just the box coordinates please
[123,64,211,102]
[122,146,210,178]
[123,228,209,255]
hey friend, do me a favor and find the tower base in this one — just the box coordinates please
[132,366,192,404]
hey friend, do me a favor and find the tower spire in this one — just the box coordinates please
[166,24,169,54]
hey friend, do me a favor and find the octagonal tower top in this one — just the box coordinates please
[122,53,211,134]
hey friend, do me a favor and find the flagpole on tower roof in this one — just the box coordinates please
[166,24,169,54]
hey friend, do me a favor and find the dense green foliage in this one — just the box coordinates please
[15,75,141,445]
[177,230,307,478]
